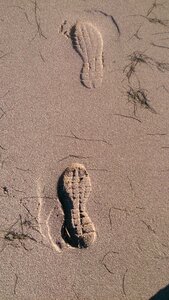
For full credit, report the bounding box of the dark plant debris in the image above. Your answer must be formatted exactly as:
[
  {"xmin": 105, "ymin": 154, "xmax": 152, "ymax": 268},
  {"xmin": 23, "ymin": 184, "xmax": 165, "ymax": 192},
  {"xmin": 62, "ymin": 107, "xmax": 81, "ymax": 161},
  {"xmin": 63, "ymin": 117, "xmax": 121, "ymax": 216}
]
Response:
[
  {"xmin": 128, "ymin": 26, "xmax": 142, "ymax": 41},
  {"xmin": 0, "ymin": 212, "xmax": 39, "ymax": 252},
  {"xmin": 114, "ymin": 113, "xmax": 142, "ymax": 123},
  {"xmin": 131, "ymin": 14, "xmax": 169, "ymax": 26},
  {"xmin": 146, "ymin": 0, "xmax": 166, "ymax": 17},
  {"xmin": 101, "ymin": 251, "xmax": 119, "ymax": 274},
  {"xmin": 151, "ymin": 42, "xmax": 169, "ymax": 50},
  {"xmin": 13, "ymin": 274, "xmax": 18, "ymax": 295},
  {"xmin": 127, "ymin": 86, "xmax": 157, "ymax": 114},
  {"xmin": 124, "ymin": 50, "xmax": 169, "ymax": 82},
  {"xmin": 86, "ymin": 9, "xmax": 120, "ymax": 36},
  {"xmin": 122, "ymin": 268, "xmax": 128, "ymax": 296},
  {"xmin": 123, "ymin": 51, "xmax": 153, "ymax": 82}
]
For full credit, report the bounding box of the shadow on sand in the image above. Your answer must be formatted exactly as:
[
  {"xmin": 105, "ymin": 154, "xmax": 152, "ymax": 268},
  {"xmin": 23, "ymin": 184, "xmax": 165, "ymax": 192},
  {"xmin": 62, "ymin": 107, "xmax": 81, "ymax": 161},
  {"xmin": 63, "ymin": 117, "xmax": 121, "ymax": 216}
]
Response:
[
  {"xmin": 57, "ymin": 172, "xmax": 80, "ymax": 248},
  {"xmin": 150, "ymin": 284, "xmax": 169, "ymax": 300}
]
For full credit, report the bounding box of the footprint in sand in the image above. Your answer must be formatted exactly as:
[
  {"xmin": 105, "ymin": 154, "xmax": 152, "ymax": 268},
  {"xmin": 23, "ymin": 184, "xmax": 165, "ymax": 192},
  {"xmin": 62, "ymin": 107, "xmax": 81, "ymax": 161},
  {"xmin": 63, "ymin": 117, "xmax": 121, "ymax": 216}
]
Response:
[
  {"xmin": 58, "ymin": 163, "xmax": 96, "ymax": 248},
  {"xmin": 37, "ymin": 179, "xmax": 65, "ymax": 252},
  {"xmin": 70, "ymin": 21, "xmax": 104, "ymax": 89}
]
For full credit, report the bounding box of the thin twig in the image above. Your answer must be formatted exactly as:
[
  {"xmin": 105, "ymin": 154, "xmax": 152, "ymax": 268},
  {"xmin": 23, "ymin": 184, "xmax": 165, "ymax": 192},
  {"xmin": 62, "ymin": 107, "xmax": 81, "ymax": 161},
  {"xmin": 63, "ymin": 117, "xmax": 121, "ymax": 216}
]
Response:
[
  {"xmin": 141, "ymin": 220, "xmax": 156, "ymax": 233},
  {"xmin": 123, "ymin": 50, "xmax": 153, "ymax": 82},
  {"xmin": 0, "ymin": 107, "xmax": 6, "ymax": 120},
  {"xmin": 39, "ymin": 50, "xmax": 45, "ymax": 62},
  {"xmin": 16, "ymin": 167, "xmax": 31, "ymax": 172},
  {"xmin": 20, "ymin": 196, "xmax": 55, "ymax": 201},
  {"xmin": 22, "ymin": 203, "xmax": 36, "ymax": 219},
  {"xmin": 70, "ymin": 131, "xmax": 112, "ymax": 145},
  {"xmin": 114, "ymin": 113, "xmax": 142, "ymax": 123},
  {"xmin": 57, "ymin": 155, "xmax": 90, "ymax": 163},
  {"xmin": 31, "ymin": 0, "xmax": 47, "ymax": 40},
  {"xmin": 55, "ymin": 131, "xmax": 112, "ymax": 146},
  {"xmin": 101, "ymin": 251, "xmax": 119, "ymax": 274},
  {"xmin": 24, "ymin": 12, "xmax": 32, "ymax": 25},
  {"xmin": 147, "ymin": 133, "xmax": 167, "ymax": 136},
  {"xmin": 131, "ymin": 14, "xmax": 169, "ymax": 26},
  {"xmin": 152, "ymin": 31, "xmax": 169, "ymax": 35},
  {"xmin": 94, "ymin": 10, "xmax": 120, "ymax": 36},
  {"xmin": 86, "ymin": 9, "xmax": 120, "ymax": 36},
  {"xmin": 126, "ymin": 86, "xmax": 157, "ymax": 114},
  {"xmin": 128, "ymin": 26, "xmax": 142, "ymax": 41},
  {"xmin": 103, "ymin": 263, "xmax": 114, "ymax": 274},
  {"xmin": 126, "ymin": 175, "xmax": 135, "ymax": 195},
  {"xmin": 88, "ymin": 168, "xmax": 111, "ymax": 172},
  {"xmin": 122, "ymin": 268, "xmax": 128, "ymax": 296},
  {"xmin": 109, "ymin": 208, "xmax": 112, "ymax": 230},
  {"xmin": 146, "ymin": 0, "xmax": 166, "ymax": 16},
  {"xmin": 34, "ymin": 0, "xmax": 42, "ymax": 37},
  {"xmin": 151, "ymin": 42, "xmax": 169, "ymax": 50},
  {"xmin": 0, "ymin": 145, "xmax": 6, "ymax": 150},
  {"xmin": 14, "ymin": 274, "xmax": 18, "ymax": 295},
  {"xmin": 110, "ymin": 206, "xmax": 130, "ymax": 218}
]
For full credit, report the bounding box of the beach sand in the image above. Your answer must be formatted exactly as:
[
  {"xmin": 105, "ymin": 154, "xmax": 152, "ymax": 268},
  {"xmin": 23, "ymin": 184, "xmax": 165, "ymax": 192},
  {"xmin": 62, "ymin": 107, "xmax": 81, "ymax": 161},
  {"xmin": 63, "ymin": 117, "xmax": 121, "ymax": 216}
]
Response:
[{"xmin": 0, "ymin": 0, "xmax": 169, "ymax": 299}]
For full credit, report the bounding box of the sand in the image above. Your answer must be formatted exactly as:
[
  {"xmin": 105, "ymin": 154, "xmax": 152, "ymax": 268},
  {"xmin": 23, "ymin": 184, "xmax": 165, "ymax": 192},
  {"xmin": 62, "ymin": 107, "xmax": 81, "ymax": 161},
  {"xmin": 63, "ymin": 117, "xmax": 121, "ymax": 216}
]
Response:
[{"xmin": 0, "ymin": 0, "xmax": 169, "ymax": 299}]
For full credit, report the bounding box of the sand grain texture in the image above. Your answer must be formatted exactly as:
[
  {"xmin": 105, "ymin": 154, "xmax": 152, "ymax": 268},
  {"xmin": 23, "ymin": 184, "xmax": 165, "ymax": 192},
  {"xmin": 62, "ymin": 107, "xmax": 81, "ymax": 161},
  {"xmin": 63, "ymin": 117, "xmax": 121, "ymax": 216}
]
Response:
[{"xmin": 0, "ymin": 0, "xmax": 169, "ymax": 299}]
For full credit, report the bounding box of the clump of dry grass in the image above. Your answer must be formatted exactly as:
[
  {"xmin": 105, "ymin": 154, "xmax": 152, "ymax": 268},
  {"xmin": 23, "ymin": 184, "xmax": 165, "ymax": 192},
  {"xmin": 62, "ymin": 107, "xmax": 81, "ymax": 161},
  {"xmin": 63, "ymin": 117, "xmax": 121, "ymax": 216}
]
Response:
[
  {"xmin": 123, "ymin": 51, "xmax": 154, "ymax": 81},
  {"xmin": 124, "ymin": 51, "xmax": 169, "ymax": 82},
  {"xmin": 127, "ymin": 86, "xmax": 157, "ymax": 114}
]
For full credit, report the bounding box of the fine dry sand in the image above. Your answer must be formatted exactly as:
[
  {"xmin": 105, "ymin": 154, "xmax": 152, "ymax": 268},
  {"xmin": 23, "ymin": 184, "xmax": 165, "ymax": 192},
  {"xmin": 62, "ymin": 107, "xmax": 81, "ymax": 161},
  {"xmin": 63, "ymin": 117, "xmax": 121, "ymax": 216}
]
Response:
[{"xmin": 1, "ymin": 0, "xmax": 169, "ymax": 299}]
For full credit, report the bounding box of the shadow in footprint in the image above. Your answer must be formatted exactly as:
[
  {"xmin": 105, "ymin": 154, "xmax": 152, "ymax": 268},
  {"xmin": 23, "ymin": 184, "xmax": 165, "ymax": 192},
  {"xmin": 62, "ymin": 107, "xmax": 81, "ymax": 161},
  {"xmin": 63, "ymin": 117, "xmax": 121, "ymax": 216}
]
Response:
[
  {"xmin": 57, "ymin": 172, "xmax": 79, "ymax": 248},
  {"xmin": 150, "ymin": 284, "xmax": 169, "ymax": 300},
  {"xmin": 69, "ymin": 24, "xmax": 88, "ymax": 89}
]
